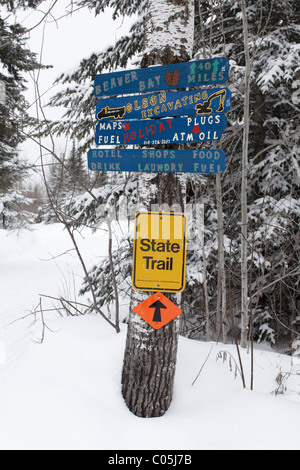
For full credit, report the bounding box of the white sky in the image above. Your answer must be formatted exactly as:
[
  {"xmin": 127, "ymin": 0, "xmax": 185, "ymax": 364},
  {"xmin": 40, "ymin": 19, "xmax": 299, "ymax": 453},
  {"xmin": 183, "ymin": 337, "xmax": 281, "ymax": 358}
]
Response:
[{"xmin": 11, "ymin": 0, "xmax": 135, "ymax": 174}]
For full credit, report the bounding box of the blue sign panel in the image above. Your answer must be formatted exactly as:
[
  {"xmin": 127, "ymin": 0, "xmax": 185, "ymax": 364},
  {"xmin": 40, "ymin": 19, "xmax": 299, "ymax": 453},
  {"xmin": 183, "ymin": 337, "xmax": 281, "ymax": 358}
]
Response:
[
  {"xmin": 94, "ymin": 58, "xmax": 229, "ymax": 98},
  {"xmin": 87, "ymin": 149, "xmax": 226, "ymax": 174},
  {"xmin": 95, "ymin": 115, "xmax": 227, "ymax": 146},
  {"xmin": 96, "ymin": 88, "xmax": 231, "ymax": 121}
]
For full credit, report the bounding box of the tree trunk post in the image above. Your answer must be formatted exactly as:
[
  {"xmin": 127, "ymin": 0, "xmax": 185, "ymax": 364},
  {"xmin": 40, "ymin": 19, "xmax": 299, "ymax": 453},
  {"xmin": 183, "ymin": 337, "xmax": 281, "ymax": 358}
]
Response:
[{"xmin": 121, "ymin": 0, "xmax": 194, "ymax": 418}]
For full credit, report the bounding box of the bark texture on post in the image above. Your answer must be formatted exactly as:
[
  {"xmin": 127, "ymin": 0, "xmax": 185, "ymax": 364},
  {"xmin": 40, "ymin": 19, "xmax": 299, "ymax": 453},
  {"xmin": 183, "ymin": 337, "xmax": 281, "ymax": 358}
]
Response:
[
  {"xmin": 122, "ymin": 313, "xmax": 180, "ymax": 418},
  {"xmin": 121, "ymin": 0, "xmax": 194, "ymax": 418}
]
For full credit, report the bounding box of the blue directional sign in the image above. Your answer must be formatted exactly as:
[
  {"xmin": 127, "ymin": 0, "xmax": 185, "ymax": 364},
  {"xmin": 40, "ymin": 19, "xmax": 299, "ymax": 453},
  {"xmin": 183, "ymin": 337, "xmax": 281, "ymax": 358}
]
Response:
[
  {"xmin": 96, "ymin": 88, "xmax": 232, "ymax": 121},
  {"xmin": 95, "ymin": 115, "xmax": 227, "ymax": 146},
  {"xmin": 94, "ymin": 58, "xmax": 229, "ymax": 98},
  {"xmin": 87, "ymin": 149, "xmax": 227, "ymax": 174}
]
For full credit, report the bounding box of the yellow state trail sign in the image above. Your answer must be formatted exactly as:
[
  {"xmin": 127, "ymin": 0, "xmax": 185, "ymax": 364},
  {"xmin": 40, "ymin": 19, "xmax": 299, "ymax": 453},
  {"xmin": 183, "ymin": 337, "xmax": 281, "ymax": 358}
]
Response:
[{"xmin": 132, "ymin": 211, "xmax": 187, "ymax": 293}]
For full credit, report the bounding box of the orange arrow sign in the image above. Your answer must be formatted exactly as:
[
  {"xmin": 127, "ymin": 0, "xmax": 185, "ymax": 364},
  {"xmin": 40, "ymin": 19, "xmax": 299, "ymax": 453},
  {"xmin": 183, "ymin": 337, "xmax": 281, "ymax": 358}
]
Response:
[{"xmin": 133, "ymin": 292, "xmax": 182, "ymax": 330}]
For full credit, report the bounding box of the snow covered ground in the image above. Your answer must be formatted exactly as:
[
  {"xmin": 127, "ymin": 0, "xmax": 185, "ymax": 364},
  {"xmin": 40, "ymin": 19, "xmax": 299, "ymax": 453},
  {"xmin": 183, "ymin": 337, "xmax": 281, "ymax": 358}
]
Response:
[{"xmin": 0, "ymin": 223, "xmax": 299, "ymax": 451}]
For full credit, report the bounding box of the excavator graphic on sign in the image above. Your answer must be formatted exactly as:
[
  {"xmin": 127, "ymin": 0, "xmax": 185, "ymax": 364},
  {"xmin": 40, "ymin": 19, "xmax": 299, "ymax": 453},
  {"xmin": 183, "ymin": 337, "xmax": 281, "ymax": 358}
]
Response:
[
  {"xmin": 97, "ymin": 106, "xmax": 126, "ymax": 120},
  {"xmin": 196, "ymin": 89, "xmax": 227, "ymax": 115}
]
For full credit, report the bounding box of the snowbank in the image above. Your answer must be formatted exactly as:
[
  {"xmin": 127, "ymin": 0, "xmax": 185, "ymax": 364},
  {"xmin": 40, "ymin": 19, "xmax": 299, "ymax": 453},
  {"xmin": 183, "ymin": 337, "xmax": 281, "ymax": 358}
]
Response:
[{"xmin": 0, "ymin": 224, "xmax": 299, "ymax": 450}]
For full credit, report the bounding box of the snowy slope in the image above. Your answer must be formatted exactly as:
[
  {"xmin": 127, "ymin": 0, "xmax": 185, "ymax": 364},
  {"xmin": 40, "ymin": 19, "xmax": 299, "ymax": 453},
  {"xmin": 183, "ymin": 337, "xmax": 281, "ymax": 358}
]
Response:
[{"xmin": 0, "ymin": 224, "xmax": 299, "ymax": 450}]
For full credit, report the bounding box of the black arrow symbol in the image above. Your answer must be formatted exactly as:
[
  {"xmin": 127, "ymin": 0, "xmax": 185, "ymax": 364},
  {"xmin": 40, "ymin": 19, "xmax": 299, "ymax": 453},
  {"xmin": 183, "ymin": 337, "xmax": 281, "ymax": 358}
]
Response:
[{"xmin": 149, "ymin": 299, "xmax": 167, "ymax": 323}]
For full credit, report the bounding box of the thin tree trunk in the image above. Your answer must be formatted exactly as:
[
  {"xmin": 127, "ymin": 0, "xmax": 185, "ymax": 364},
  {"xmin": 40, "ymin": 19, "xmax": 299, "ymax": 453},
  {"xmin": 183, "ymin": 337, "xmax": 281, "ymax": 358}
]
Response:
[
  {"xmin": 216, "ymin": 173, "xmax": 227, "ymax": 344},
  {"xmin": 107, "ymin": 217, "xmax": 120, "ymax": 333},
  {"xmin": 202, "ymin": 239, "xmax": 210, "ymax": 341},
  {"xmin": 121, "ymin": 0, "xmax": 194, "ymax": 418},
  {"xmin": 240, "ymin": 0, "xmax": 251, "ymax": 348},
  {"xmin": 0, "ymin": 80, "xmax": 6, "ymax": 105}
]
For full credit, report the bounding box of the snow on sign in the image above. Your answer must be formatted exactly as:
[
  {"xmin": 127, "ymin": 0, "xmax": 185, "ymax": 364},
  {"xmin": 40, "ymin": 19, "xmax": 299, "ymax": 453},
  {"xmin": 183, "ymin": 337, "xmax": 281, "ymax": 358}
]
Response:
[
  {"xmin": 132, "ymin": 211, "xmax": 187, "ymax": 293},
  {"xmin": 133, "ymin": 292, "xmax": 182, "ymax": 330},
  {"xmin": 94, "ymin": 58, "xmax": 229, "ymax": 98},
  {"xmin": 95, "ymin": 115, "xmax": 227, "ymax": 146},
  {"xmin": 95, "ymin": 88, "xmax": 232, "ymax": 121},
  {"xmin": 87, "ymin": 148, "xmax": 227, "ymax": 174}
]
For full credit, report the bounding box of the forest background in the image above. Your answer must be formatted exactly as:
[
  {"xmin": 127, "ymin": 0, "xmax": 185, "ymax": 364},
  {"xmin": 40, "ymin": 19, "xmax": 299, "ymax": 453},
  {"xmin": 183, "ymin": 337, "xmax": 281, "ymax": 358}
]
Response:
[{"xmin": 0, "ymin": 0, "xmax": 299, "ymax": 358}]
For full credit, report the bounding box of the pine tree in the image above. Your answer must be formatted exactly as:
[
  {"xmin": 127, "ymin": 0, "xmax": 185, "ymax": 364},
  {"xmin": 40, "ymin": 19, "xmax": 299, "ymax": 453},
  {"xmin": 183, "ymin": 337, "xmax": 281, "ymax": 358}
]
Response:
[
  {"xmin": 0, "ymin": 0, "xmax": 44, "ymax": 228},
  {"xmin": 42, "ymin": 0, "xmax": 300, "ymax": 354},
  {"xmin": 65, "ymin": 140, "xmax": 88, "ymax": 197},
  {"xmin": 192, "ymin": 0, "xmax": 300, "ymax": 347},
  {"xmin": 42, "ymin": 153, "xmax": 67, "ymax": 223},
  {"xmin": 42, "ymin": 141, "xmax": 90, "ymax": 223}
]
